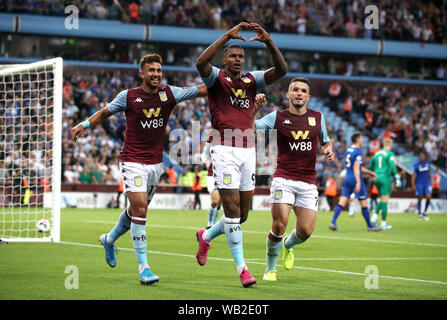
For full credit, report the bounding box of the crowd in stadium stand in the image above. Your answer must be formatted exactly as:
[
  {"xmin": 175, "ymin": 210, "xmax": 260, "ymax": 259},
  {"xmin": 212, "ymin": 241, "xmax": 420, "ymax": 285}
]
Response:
[
  {"xmin": 1, "ymin": 66, "xmax": 445, "ymax": 194},
  {"xmin": 45, "ymin": 46, "xmax": 446, "ymax": 81},
  {"xmin": 54, "ymin": 68, "xmax": 447, "ymax": 191},
  {"xmin": 328, "ymin": 80, "xmax": 447, "ymax": 168},
  {"xmin": 2, "ymin": 0, "xmax": 446, "ymax": 44}
]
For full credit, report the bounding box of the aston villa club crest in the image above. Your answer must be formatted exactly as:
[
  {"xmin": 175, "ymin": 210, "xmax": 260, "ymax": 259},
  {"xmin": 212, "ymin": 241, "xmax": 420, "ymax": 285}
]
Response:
[
  {"xmin": 274, "ymin": 190, "xmax": 282, "ymax": 200},
  {"xmin": 223, "ymin": 174, "xmax": 232, "ymax": 185},
  {"xmin": 134, "ymin": 176, "xmax": 143, "ymax": 187},
  {"xmin": 159, "ymin": 91, "xmax": 167, "ymax": 102},
  {"xmin": 241, "ymin": 77, "xmax": 251, "ymax": 84},
  {"xmin": 308, "ymin": 117, "xmax": 316, "ymax": 126}
]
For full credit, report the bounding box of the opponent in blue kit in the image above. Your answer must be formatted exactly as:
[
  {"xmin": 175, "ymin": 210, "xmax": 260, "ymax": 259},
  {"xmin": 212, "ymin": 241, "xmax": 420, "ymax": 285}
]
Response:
[
  {"xmin": 412, "ymin": 151, "xmax": 431, "ymax": 221},
  {"xmin": 329, "ymin": 132, "xmax": 381, "ymax": 231}
]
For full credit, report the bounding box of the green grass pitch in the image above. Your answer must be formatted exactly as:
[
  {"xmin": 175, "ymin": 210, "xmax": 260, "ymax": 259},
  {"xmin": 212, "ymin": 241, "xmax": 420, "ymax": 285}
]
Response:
[{"xmin": 1, "ymin": 208, "xmax": 447, "ymax": 300}]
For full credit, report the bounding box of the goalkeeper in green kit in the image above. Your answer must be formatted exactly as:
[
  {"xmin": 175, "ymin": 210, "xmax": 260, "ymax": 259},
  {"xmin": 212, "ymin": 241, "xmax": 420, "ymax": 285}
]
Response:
[{"xmin": 368, "ymin": 138, "xmax": 401, "ymax": 230}]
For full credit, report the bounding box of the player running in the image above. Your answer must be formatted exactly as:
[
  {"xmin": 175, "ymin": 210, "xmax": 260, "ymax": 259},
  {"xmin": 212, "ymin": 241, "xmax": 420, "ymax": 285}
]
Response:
[
  {"xmin": 368, "ymin": 138, "xmax": 402, "ymax": 229},
  {"xmin": 194, "ymin": 22, "xmax": 287, "ymax": 287},
  {"xmin": 253, "ymin": 78, "xmax": 335, "ymax": 281},
  {"xmin": 71, "ymin": 53, "xmax": 207, "ymax": 285},
  {"xmin": 201, "ymin": 140, "xmax": 222, "ymax": 229},
  {"xmin": 329, "ymin": 132, "xmax": 381, "ymax": 232},
  {"xmin": 412, "ymin": 151, "xmax": 432, "ymax": 221}
]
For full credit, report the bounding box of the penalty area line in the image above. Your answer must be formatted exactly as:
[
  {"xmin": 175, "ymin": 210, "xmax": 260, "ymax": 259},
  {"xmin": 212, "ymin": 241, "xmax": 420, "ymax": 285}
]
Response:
[{"xmin": 59, "ymin": 240, "xmax": 447, "ymax": 286}]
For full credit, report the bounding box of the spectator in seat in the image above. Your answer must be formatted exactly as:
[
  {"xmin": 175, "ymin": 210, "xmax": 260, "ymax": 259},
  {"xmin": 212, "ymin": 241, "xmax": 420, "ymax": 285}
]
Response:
[
  {"xmin": 80, "ymin": 166, "xmax": 94, "ymax": 184},
  {"xmin": 129, "ymin": 2, "xmax": 139, "ymax": 24},
  {"xmin": 328, "ymin": 81, "xmax": 341, "ymax": 112}
]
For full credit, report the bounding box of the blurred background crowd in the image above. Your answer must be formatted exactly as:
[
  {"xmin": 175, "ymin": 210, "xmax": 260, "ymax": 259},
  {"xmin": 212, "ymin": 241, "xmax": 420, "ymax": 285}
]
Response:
[
  {"xmin": 0, "ymin": 0, "xmax": 446, "ymax": 199},
  {"xmin": 53, "ymin": 68, "xmax": 446, "ymax": 189},
  {"xmin": 2, "ymin": 0, "xmax": 446, "ymax": 44}
]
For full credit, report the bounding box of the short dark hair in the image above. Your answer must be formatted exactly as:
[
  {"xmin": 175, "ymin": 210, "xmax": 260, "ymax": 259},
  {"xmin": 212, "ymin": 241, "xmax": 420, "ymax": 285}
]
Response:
[
  {"xmin": 288, "ymin": 77, "xmax": 311, "ymax": 92},
  {"xmin": 223, "ymin": 44, "xmax": 244, "ymax": 56},
  {"xmin": 139, "ymin": 53, "xmax": 162, "ymax": 71},
  {"xmin": 351, "ymin": 132, "xmax": 362, "ymax": 143}
]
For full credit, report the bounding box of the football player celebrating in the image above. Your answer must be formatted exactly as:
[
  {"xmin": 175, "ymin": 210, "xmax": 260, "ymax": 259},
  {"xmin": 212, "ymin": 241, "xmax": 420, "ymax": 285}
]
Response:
[
  {"xmin": 253, "ymin": 77, "xmax": 335, "ymax": 281},
  {"xmin": 71, "ymin": 54, "xmax": 207, "ymax": 285},
  {"xmin": 194, "ymin": 22, "xmax": 287, "ymax": 287}
]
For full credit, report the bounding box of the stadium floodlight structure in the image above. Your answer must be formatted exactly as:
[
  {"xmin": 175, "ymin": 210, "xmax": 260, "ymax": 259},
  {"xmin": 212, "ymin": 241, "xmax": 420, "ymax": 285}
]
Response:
[{"xmin": 0, "ymin": 58, "xmax": 62, "ymax": 242}]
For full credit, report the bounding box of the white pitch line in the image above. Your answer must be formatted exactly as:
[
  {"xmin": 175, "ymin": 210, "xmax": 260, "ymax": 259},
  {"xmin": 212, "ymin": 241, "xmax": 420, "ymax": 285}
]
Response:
[
  {"xmin": 59, "ymin": 241, "xmax": 447, "ymax": 286},
  {"xmin": 82, "ymin": 220, "xmax": 447, "ymax": 248},
  {"xmin": 311, "ymin": 235, "xmax": 447, "ymax": 248},
  {"xmin": 245, "ymin": 257, "xmax": 447, "ymax": 261}
]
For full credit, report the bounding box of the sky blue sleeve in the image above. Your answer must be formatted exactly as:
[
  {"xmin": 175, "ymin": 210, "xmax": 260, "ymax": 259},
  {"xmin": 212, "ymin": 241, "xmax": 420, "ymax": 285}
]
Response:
[
  {"xmin": 319, "ymin": 113, "xmax": 331, "ymax": 144},
  {"xmin": 251, "ymin": 70, "xmax": 266, "ymax": 92},
  {"xmin": 201, "ymin": 66, "xmax": 220, "ymax": 88},
  {"xmin": 255, "ymin": 111, "xmax": 277, "ymax": 130},
  {"xmin": 107, "ymin": 90, "xmax": 127, "ymax": 113},
  {"xmin": 169, "ymin": 85, "xmax": 198, "ymax": 104}
]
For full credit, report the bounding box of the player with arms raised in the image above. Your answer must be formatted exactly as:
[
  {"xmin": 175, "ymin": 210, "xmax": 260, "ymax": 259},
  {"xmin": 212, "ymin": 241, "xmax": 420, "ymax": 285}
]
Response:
[
  {"xmin": 329, "ymin": 132, "xmax": 381, "ymax": 232},
  {"xmin": 368, "ymin": 138, "xmax": 401, "ymax": 229},
  {"xmin": 71, "ymin": 54, "xmax": 206, "ymax": 285},
  {"xmin": 253, "ymin": 78, "xmax": 335, "ymax": 281},
  {"xmin": 194, "ymin": 22, "xmax": 287, "ymax": 287}
]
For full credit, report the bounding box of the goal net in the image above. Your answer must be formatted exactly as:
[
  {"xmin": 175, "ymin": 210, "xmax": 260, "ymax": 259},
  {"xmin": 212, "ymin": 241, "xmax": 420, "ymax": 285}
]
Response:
[{"xmin": 0, "ymin": 58, "xmax": 62, "ymax": 242}]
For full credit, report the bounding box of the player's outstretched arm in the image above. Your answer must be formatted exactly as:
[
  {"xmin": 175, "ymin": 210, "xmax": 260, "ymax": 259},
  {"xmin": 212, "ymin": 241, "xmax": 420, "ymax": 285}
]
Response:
[
  {"xmin": 196, "ymin": 22, "xmax": 250, "ymax": 78},
  {"xmin": 249, "ymin": 23, "xmax": 288, "ymax": 85},
  {"xmin": 71, "ymin": 106, "xmax": 113, "ymax": 143}
]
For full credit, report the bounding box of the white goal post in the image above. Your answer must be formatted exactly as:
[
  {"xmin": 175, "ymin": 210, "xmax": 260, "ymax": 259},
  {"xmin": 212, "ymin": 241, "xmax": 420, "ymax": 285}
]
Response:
[{"xmin": 0, "ymin": 58, "xmax": 62, "ymax": 242}]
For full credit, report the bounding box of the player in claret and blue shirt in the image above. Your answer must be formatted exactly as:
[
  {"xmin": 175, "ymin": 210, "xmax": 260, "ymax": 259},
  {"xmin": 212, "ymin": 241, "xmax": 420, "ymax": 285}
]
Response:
[
  {"xmin": 253, "ymin": 77, "xmax": 335, "ymax": 281},
  {"xmin": 329, "ymin": 132, "xmax": 381, "ymax": 232},
  {"xmin": 412, "ymin": 151, "xmax": 432, "ymax": 221},
  {"xmin": 194, "ymin": 22, "xmax": 287, "ymax": 288}
]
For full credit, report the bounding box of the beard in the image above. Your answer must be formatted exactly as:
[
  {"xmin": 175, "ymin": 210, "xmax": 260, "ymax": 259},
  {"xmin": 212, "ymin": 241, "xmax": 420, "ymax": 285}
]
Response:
[
  {"xmin": 291, "ymin": 100, "xmax": 306, "ymax": 109},
  {"xmin": 145, "ymin": 78, "xmax": 159, "ymax": 90}
]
